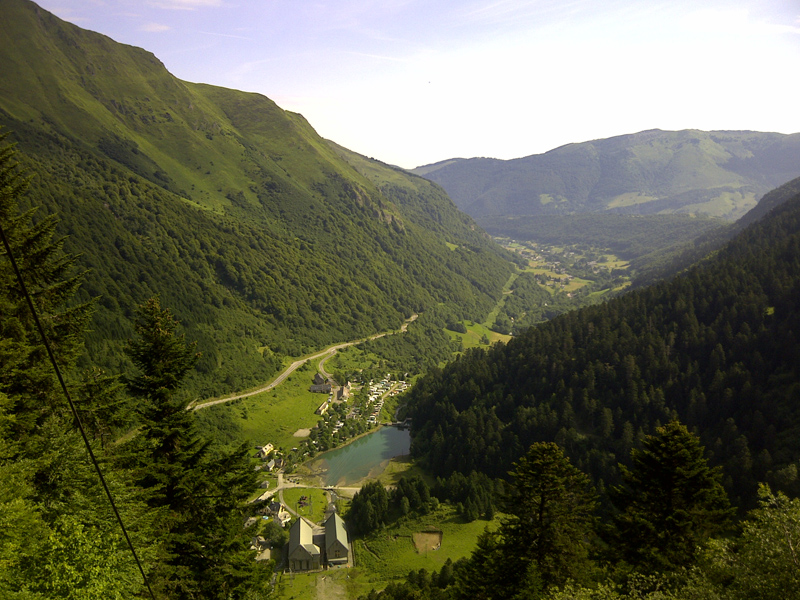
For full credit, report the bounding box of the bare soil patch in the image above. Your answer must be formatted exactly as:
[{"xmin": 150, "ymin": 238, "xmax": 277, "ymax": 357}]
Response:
[
  {"xmin": 412, "ymin": 529, "xmax": 443, "ymax": 553},
  {"xmin": 315, "ymin": 573, "xmax": 346, "ymax": 600},
  {"xmin": 293, "ymin": 428, "xmax": 311, "ymax": 437}
]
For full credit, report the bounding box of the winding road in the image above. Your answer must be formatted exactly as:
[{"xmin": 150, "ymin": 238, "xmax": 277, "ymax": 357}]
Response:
[{"xmin": 189, "ymin": 314, "xmax": 417, "ymax": 411}]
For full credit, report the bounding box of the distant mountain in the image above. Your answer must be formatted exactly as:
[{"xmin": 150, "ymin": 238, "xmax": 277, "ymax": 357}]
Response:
[
  {"xmin": 0, "ymin": 0, "xmax": 513, "ymax": 397},
  {"xmin": 414, "ymin": 129, "xmax": 800, "ymax": 220}
]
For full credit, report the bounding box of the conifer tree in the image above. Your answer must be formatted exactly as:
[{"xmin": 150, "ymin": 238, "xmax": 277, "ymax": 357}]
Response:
[
  {"xmin": 125, "ymin": 297, "xmax": 265, "ymax": 599},
  {"xmin": 348, "ymin": 479, "xmax": 390, "ymax": 535},
  {"xmin": 0, "ymin": 129, "xmax": 92, "ymax": 437},
  {"xmin": 609, "ymin": 420, "xmax": 733, "ymax": 573},
  {"xmin": 455, "ymin": 529, "xmax": 504, "ymax": 600},
  {"xmin": 1, "ymin": 131, "xmax": 148, "ymax": 598},
  {"xmin": 500, "ymin": 442, "xmax": 598, "ymax": 590}
]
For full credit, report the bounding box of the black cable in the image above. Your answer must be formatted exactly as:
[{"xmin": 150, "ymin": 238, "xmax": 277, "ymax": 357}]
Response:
[{"xmin": 0, "ymin": 221, "xmax": 157, "ymax": 600}]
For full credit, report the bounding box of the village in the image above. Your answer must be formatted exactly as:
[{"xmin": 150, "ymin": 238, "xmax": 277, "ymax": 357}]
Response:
[
  {"xmin": 243, "ymin": 371, "xmax": 411, "ymax": 574},
  {"xmin": 500, "ymin": 237, "xmax": 626, "ymax": 292}
]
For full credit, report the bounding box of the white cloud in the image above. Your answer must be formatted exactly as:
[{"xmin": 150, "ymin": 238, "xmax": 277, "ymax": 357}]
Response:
[{"xmin": 140, "ymin": 22, "xmax": 171, "ymax": 32}]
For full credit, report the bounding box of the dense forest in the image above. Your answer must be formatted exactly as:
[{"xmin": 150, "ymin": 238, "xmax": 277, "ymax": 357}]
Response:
[
  {"xmin": 355, "ymin": 429, "xmax": 800, "ymax": 600},
  {"xmin": 406, "ymin": 175, "xmax": 800, "ymax": 512},
  {"xmin": 0, "ymin": 134, "xmax": 270, "ymax": 598}
]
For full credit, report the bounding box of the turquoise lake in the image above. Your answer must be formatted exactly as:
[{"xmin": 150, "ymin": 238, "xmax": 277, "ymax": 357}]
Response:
[{"xmin": 314, "ymin": 427, "xmax": 411, "ymax": 487}]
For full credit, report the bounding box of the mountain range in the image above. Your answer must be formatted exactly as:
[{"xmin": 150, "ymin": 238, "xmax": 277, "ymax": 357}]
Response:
[
  {"xmin": 0, "ymin": 0, "xmax": 513, "ymax": 397},
  {"xmin": 414, "ymin": 129, "xmax": 800, "ymax": 221}
]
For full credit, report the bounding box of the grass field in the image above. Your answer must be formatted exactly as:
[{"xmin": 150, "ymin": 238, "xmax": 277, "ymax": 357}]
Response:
[
  {"xmin": 323, "ymin": 345, "xmax": 387, "ymax": 382},
  {"xmin": 445, "ymin": 321, "xmax": 511, "ymax": 351},
  {"xmin": 483, "ymin": 272, "xmax": 519, "ymax": 327},
  {"xmin": 273, "ymin": 568, "xmax": 350, "ymax": 600},
  {"xmin": 203, "ymin": 360, "xmax": 328, "ymax": 452},
  {"xmin": 349, "ymin": 504, "xmax": 499, "ymax": 595},
  {"xmin": 375, "ymin": 454, "xmax": 434, "ymax": 488},
  {"xmin": 272, "ymin": 504, "xmax": 499, "ymax": 600},
  {"xmin": 282, "ymin": 488, "xmax": 330, "ymax": 524}
]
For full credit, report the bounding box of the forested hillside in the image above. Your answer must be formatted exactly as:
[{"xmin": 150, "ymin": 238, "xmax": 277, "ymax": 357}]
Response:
[
  {"xmin": 1, "ymin": 133, "xmax": 273, "ymax": 597},
  {"xmin": 414, "ymin": 129, "xmax": 800, "ymax": 220},
  {"xmin": 0, "ymin": 0, "xmax": 513, "ymax": 397},
  {"xmin": 406, "ymin": 175, "xmax": 800, "ymax": 511}
]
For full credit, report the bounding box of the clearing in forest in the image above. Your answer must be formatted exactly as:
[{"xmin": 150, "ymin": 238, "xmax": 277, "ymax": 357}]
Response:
[{"xmin": 412, "ymin": 529, "xmax": 443, "ymax": 553}]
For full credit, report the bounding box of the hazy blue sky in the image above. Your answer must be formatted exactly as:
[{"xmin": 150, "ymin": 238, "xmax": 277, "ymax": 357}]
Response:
[{"xmin": 36, "ymin": 0, "xmax": 800, "ymax": 168}]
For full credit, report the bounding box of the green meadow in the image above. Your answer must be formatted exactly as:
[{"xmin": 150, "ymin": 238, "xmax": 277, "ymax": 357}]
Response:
[
  {"xmin": 202, "ymin": 361, "xmax": 325, "ymax": 451},
  {"xmin": 272, "ymin": 504, "xmax": 501, "ymax": 600},
  {"xmin": 445, "ymin": 321, "xmax": 511, "ymax": 350},
  {"xmin": 282, "ymin": 488, "xmax": 330, "ymax": 525}
]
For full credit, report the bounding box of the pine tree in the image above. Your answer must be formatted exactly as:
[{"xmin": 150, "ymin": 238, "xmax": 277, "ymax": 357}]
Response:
[
  {"xmin": 609, "ymin": 420, "xmax": 733, "ymax": 573},
  {"xmin": 1, "ymin": 131, "xmax": 148, "ymax": 598},
  {"xmin": 455, "ymin": 529, "xmax": 504, "ymax": 600},
  {"xmin": 0, "ymin": 129, "xmax": 92, "ymax": 438},
  {"xmin": 124, "ymin": 297, "xmax": 265, "ymax": 599},
  {"xmin": 500, "ymin": 442, "xmax": 598, "ymax": 590},
  {"xmin": 348, "ymin": 480, "xmax": 389, "ymax": 535}
]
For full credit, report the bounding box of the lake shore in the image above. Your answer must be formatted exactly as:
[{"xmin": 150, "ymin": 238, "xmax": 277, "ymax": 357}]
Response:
[{"xmin": 298, "ymin": 425, "xmax": 411, "ymax": 487}]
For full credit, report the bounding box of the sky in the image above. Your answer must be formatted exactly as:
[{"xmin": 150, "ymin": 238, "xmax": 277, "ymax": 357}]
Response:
[{"xmin": 34, "ymin": 0, "xmax": 800, "ymax": 169}]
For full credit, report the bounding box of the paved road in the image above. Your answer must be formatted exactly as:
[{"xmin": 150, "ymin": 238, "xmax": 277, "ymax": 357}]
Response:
[{"xmin": 190, "ymin": 314, "xmax": 418, "ymax": 411}]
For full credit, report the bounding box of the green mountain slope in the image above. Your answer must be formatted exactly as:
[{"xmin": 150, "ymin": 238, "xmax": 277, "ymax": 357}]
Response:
[
  {"xmin": 406, "ymin": 175, "xmax": 800, "ymax": 510},
  {"xmin": 0, "ymin": 0, "xmax": 513, "ymax": 397},
  {"xmin": 414, "ymin": 129, "xmax": 800, "ymax": 220}
]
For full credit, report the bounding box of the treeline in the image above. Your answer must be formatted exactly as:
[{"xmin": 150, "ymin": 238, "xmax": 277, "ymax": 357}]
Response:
[
  {"xmin": 407, "ymin": 176, "xmax": 800, "ymax": 511},
  {"xmin": 347, "ymin": 470, "xmax": 500, "ymax": 536},
  {"xmin": 362, "ymin": 429, "xmax": 799, "ymax": 600},
  {"xmin": 347, "ymin": 478, "xmax": 434, "ymax": 536},
  {"xmin": 0, "ymin": 138, "xmax": 269, "ymax": 598},
  {"xmin": 501, "ymin": 270, "xmax": 575, "ymax": 331},
  {"xmin": 360, "ymin": 307, "xmax": 464, "ymax": 376}
]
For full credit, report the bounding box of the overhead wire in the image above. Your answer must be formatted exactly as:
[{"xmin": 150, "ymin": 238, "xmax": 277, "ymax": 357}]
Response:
[{"xmin": 0, "ymin": 218, "xmax": 157, "ymax": 600}]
